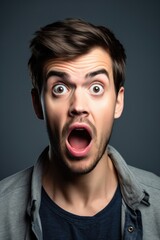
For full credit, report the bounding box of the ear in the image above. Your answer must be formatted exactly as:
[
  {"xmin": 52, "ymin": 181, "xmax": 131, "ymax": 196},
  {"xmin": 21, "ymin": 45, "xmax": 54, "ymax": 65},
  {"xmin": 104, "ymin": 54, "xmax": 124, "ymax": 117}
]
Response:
[
  {"xmin": 114, "ymin": 87, "xmax": 124, "ymax": 119},
  {"xmin": 31, "ymin": 88, "xmax": 44, "ymax": 120}
]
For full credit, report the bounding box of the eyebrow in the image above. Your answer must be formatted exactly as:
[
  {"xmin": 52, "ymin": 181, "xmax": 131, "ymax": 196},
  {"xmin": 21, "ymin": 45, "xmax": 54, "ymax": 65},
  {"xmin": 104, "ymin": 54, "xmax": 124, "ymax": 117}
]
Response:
[
  {"xmin": 86, "ymin": 69, "xmax": 109, "ymax": 79},
  {"xmin": 46, "ymin": 68, "xmax": 109, "ymax": 82},
  {"xmin": 46, "ymin": 70, "xmax": 69, "ymax": 81}
]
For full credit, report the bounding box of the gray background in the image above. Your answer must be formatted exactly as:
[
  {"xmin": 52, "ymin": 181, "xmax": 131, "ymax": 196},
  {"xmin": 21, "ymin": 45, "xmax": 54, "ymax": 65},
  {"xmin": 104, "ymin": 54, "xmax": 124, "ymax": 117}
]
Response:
[{"xmin": 1, "ymin": 0, "xmax": 160, "ymax": 180}]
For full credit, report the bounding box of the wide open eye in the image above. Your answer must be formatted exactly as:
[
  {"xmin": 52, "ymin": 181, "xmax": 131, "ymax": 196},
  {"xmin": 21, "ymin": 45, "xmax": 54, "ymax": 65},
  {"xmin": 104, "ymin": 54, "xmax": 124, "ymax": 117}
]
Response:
[
  {"xmin": 52, "ymin": 84, "xmax": 68, "ymax": 96},
  {"xmin": 89, "ymin": 83, "xmax": 104, "ymax": 95}
]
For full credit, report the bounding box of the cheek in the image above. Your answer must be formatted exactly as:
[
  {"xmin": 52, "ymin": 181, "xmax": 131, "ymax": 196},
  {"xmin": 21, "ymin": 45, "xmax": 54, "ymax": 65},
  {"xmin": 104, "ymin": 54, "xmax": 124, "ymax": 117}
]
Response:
[
  {"xmin": 92, "ymin": 96, "xmax": 116, "ymax": 121},
  {"xmin": 43, "ymin": 98, "xmax": 68, "ymax": 132},
  {"xmin": 93, "ymin": 99, "xmax": 116, "ymax": 134}
]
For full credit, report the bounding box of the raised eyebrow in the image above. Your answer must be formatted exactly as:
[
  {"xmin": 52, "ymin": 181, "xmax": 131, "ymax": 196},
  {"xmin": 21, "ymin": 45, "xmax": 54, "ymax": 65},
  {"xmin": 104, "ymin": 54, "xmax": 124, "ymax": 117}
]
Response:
[
  {"xmin": 46, "ymin": 70, "xmax": 69, "ymax": 81},
  {"xmin": 86, "ymin": 69, "xmax": 109, "ymax": 79},
  {"xmin": 45, "ymin": 69, "xmax": 109, "ymax": 83}
]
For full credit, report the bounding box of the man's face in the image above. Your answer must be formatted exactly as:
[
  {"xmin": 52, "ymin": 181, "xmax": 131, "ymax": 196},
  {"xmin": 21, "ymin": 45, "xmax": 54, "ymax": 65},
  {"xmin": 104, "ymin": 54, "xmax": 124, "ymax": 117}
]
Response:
[{"xmin": 34, "ymin": 47, "xmax": 124, "ymax": 174}]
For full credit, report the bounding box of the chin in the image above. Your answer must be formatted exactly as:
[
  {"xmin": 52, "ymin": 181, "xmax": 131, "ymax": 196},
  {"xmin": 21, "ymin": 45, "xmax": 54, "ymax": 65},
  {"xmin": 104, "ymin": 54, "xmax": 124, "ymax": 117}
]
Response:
[{"xmin": 63, "ymin": 157, "xmax": 101, "ymax": 176}]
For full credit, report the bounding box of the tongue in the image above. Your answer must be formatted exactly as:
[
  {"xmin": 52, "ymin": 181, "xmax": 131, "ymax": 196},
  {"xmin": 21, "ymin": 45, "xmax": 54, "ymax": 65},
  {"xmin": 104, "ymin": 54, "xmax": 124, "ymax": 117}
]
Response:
[{"xmin": 68, "ymin": 130, "xmax": 90, "ymax": 150}]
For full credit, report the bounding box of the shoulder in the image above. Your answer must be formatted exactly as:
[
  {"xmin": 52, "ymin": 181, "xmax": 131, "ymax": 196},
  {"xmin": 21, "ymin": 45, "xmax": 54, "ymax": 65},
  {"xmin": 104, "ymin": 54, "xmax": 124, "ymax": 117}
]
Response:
[
  {"xmin": 129, "ymin": 166, "xmax": 160, "ymax": 208},
  {"xmin": 0, "ymin": 167, "xmax": 33, "ymax": 200},
  {"xmin": 0, "ymin": 168, "xmax": 34, "ymax": 238},
  {"xmin": 108, "ymin": 145, "xmax": 160, "ymax": 191},
  {"xmin": 129, "ymin": 166, "xmax": 160, "ymax": 190},
  {"xmin": 129, "ymin": 167, "xmax": 160, "ymax": 235}
]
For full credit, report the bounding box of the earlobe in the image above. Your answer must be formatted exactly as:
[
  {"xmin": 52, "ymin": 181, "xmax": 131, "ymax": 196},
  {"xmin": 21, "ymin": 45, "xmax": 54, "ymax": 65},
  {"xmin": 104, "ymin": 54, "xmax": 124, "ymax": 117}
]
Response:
[
  {"xmin": 114, "ymin": 87, "xmax": 124, "ymax": 119},
  {"xmin": 31, "ymin": 88, "xmax": 44, "ymax": 120}
]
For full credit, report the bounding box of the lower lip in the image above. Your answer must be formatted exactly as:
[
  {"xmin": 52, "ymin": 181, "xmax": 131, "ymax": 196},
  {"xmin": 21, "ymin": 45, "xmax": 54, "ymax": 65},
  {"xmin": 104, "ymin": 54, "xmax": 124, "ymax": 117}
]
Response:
[{"xmin": 66, "ymin": 140, "xmax": 92, "ymax": 158}]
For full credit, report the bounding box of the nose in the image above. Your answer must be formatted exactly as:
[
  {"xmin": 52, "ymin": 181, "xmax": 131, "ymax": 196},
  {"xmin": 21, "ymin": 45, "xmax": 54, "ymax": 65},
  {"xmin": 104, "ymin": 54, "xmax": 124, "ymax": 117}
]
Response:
[{"xmin": 68, "ymin": 89, "xmax": 89, "ymax": 118}]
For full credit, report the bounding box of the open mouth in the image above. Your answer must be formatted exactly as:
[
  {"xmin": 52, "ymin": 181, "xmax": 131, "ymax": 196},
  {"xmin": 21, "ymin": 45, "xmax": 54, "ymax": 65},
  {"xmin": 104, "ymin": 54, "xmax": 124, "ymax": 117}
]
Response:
[
  {"xmin": 66, "ymin": 126, "xmax": 92, "ymax": 157},
  {"xmin": 68, "ymin": 128, "xmax": 91, "ymax": 150}
]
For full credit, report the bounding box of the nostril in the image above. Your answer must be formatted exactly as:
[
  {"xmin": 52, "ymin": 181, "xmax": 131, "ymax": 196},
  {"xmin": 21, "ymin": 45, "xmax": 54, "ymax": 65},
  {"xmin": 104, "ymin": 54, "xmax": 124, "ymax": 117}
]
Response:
[
  {"xmin": 69, "ymin": 109, "xmax": 89, "ymax": 117},
  {"xmin": 70, "ymin": 109, "xmax": 78, "ymax": 116}
]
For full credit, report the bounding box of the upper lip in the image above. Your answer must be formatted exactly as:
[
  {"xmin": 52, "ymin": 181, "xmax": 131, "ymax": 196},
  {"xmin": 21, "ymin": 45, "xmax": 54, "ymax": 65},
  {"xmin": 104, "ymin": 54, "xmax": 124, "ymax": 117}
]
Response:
[{"xmin": 67, "ymin": 122, "xmax": 93, "ymax": 139}]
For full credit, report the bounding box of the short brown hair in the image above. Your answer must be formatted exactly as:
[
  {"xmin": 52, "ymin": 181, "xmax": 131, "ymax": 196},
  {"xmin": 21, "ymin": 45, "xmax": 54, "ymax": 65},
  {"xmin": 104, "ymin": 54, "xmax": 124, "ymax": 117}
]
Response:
[{"xmin": 28, "ymin": 18, "xmax": 126, "ymax": 94}]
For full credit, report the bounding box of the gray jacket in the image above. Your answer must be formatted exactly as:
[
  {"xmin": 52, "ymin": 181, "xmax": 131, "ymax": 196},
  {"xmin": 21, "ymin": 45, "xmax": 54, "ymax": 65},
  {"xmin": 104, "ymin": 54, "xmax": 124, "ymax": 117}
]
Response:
[{"xmin": 0, "ymin": 146, "xmax": 160, "ymax": 239}]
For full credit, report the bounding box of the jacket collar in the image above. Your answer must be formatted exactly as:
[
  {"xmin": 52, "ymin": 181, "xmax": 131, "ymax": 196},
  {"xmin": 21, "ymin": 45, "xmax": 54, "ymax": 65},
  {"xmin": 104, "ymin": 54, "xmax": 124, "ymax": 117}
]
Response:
[
  {"xmin": 27, "ymin": 147, "xmax": 49, "ymax": 239},
  {"xmin": 107, "ymin": 145, "xmax": 150, "ymax": 210}
]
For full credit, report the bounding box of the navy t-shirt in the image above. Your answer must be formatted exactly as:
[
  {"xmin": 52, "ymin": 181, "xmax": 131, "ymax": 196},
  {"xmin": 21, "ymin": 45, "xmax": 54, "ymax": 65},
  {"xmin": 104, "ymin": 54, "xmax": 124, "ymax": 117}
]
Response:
[{"xmin": 40, "ymin": 185, "xmax": 122, "ymax": 240}]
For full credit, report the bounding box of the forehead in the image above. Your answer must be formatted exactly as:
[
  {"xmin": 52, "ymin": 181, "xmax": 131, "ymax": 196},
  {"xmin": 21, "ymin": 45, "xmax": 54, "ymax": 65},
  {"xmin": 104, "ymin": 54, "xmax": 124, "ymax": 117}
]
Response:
[{"xmin": 44, "ymin": 47, "xmax": 113, "ymax": 77}]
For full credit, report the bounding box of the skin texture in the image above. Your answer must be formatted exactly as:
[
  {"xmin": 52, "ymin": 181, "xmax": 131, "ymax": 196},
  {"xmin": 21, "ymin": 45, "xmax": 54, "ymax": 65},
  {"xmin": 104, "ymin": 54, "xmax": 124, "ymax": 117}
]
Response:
[{"xmin": 32, "ymin": 47, "xmax": 124, "ymax": 216}]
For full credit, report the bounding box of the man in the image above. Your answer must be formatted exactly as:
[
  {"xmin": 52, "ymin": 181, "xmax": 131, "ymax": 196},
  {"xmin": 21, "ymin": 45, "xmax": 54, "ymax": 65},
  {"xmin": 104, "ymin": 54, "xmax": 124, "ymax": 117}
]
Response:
[{"xmin": 0, "ymin": 18, "xmax": 160, "ymax": 240}]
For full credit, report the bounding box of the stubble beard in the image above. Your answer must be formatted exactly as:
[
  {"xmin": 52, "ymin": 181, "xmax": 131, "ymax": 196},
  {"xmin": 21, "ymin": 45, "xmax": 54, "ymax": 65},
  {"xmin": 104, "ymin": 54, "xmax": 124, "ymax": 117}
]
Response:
[{"xmin": 48, "ymin": 119, "xmax": 113, "ymax": 177}]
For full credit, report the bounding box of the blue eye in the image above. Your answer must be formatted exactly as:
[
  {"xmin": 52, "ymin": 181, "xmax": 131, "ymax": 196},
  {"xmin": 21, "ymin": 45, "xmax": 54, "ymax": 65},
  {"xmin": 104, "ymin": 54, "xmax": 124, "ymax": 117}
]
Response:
[
  {"xmin": 89, "ymin": 84, "xmax": 104, "ymax": 95},
  {"xmin": 52, "ymin": 84, "xmax": 68, "ymax": 95}
]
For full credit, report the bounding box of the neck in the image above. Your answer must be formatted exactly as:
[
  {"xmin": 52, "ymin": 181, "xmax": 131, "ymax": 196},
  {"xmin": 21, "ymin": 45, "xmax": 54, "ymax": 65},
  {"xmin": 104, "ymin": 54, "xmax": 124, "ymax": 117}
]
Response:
[{"xmin": 42, "ymin": 151, "xmax": 118, "ymax": 216}]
